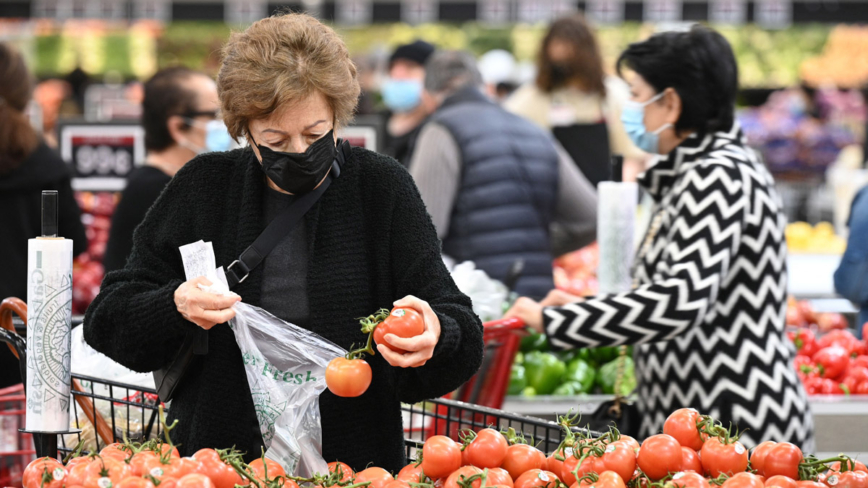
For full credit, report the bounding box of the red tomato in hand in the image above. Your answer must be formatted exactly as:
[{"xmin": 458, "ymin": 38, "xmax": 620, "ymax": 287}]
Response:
[
  {"xmin": 444, "ymin": 466, "xmax": 484, "ymax": 488},
  {"xmin": 487, "ymin": 468, "xmax": 515, "ymax": 488},
  {"xmin": 375, "ymin": 308, "xmax": 425, "ymax": 354},
  {"xmin": 722, "ymin": 473, "xmax": 764, "ymax": 488},
  {"xmin": 464, "ymin": 428, "xmax": 509, "ymax": 469},
  {"xmin": 637, "ymin": 434, "xmax": 683, "ymax": 480},
  {"xmin": 514, "ymin": 470, "xmax": 560, "ymax": 488},
  {"xmin": 23, "ymin": 457, "xmax": 66, "ymax": 488},
  {"xmin": 813, "ymin": 347, "xmax": 850, "ymax": 379},
  {"xmin": 600, "ymin": 442, "xmax": 637, "ymax": 482},
  {"xmin": 562, "ymin": 455, "xmax": 601, "ymax": 486},
  {"xmin": 765, "ymin": 476, "xmax": 799, "ymax": 488},
  {"xmin": 176, "ymin": 474, "xmax": 217, "ymax": 488},
  {"xmin": 356, "ymin": 467, "xmax": 394, "ymax": 488},
  {"xmin": 763, "ymin": 443, "xmax": 803, "ymax": 480},
  {"xmin": 503, "ymin": 444, "xmax": 546, "ymax": 481},
  {"xmin": 326, "ymin": 357, "xmax": 372, "ymax": 397},
  {"xmin": 397, "ymin": 463, "xmax": 423, "ymax": 483},
  {"xmin": 700, "ymin": 437, "xmax": 748, "ymax": 477},
  {"xmin": 681, "ymin": 448, "xmax": 703, "ymax": 473},
  {"xmin": 668, "ymin": 472, "xmax": 711, "ymax": 488},
  {"xmin": 422, "ymin": 436, "xmax": 463, "ymax": 480},
  {"xmin": 664, "ymin": 409, "xmax": 705, "ymax": 451}
]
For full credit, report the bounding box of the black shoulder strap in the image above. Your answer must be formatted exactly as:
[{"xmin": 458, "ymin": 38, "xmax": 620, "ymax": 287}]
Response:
[{"xmin": 191, "ymin": 140, "xmax": 350, "ymax": 355}]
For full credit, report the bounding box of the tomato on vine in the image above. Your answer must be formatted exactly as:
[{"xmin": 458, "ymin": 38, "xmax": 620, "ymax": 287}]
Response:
[
  {"xmin": 664, "ymin": 409, "xmax": 705, "ymax": 451},
  {"xmin": 751, "ymin": 441, "xmax": 778, "ymax": 477},
  {"xmin": 421, "ymin": 436, "xmax": 462, "ymax": 479},
  {"xmin": 637, "ymin": 434, "xmax": 683, "ymax": 480},
  {"xmin": 462, "ymin": 428, "xmax": 509, "ymax": 469},
  {"xmin": 503, "ymin": 444, "xmax": 547, "ymax": 481},
  {"xmin": 700, "ymin": 437, "xmax": 749, "ymax": 477},
  {"xmin": 765, "ymin": 475, "xmax": 799, "ymax": 488},
  {"xmin": 763, "ymin": 443, "xmax": 803, "ymax": 480},
  {"xmin": 681, "ymin": 448, "xmax": 703, "ymax": 474},
  {"xmin": 513, "ymin": 470, "xmax": 560, "ymax": 488},
  {"xmin": 355, "ymin": 467, "xmax": 394, "ymax": 488},
  {"xmin": 667, "ymin": 472, "xmax": 711, "ymax": 488},
  {"xmin": 444, "ymin": 466, "xmax": 483, "ymax": 488},
  {"xmin": 22, "ymin": 457, "xmax": 66, "ymax": 488}
]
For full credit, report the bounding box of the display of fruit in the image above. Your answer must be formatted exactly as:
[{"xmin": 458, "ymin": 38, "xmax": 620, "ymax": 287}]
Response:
[
  {"xmin": 801, "ymin": 25, "xmax": 868, "ymax": 88},
  {"xmin": 30, "ymin": 407, "xmax": 867, "ymax": 488},
  {"xmin": 785, "ymin": 222, "xmax": 846, "ymax": 254},
  {"xmin": 72, "ymin": 190, "xmax": 119, "ymax": 314},
  {"xmin": 509, "ymin": 335, "xmax": 635, "ymax": 397},
  {"xmin": 788, "ymin": 323, "xmax": 868, "ymax": 396}
]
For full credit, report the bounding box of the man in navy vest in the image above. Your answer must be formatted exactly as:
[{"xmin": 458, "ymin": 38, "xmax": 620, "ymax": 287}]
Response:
[{"xmin": 408, "ymin": 50, "xmax": 597, "ymax": 300}]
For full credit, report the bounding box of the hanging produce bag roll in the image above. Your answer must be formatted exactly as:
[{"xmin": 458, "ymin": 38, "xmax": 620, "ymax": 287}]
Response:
[
  {"xmin": 26, "ymin": 190, "xmax": 74, "ymax": 432},
  {"xmin": 597, "ymin": 156, "xmax": 638, "ymax": 295}
]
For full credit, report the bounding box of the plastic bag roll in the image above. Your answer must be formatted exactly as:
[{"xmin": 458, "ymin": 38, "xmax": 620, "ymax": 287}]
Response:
[
  {"xmin": 26, "ymin": 237, "xmax": 74, "ymax": 432},
  {"xmin": 597, "ymin": 182, "xmax": 638, "ymax": 295}
]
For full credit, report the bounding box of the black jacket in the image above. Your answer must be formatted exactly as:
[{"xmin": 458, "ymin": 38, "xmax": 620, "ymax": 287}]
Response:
[
  {"xmin": 83, "ymin": 146, "xmax": 484, "ymax": 471},
  {"xmin": 0, "ymin": 142, "xmax": 87, "ymax": 388}
]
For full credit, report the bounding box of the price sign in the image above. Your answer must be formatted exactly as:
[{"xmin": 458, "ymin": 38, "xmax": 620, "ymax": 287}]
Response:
[
  {"xmin": 59, "ymin": 124, "xmax": 145, "ymax": 191},
  {"xmin": 339, "ymin": 126, "xmax": 378, "ymax": 152}
]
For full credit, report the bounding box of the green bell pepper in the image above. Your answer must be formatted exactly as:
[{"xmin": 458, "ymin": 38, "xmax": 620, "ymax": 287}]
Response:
[
  {"xmin": 520, "ymin": 332, "xmax": 549, "ymax": 353},
  {"xmin": 523, "ymin": 351, "xmax": 566, "ymax": 395},
  {"xmin": 597, "ymin": 356, "xmax": 636, "ymax": 396},
  {"xmin": 508, "ymin": 363, "xmax": 527, "ymax": 395},
  {"xmin": 590, "ymin": 346, "xmax": 619, "ymax": 365},
  {"xmin": 553, "ymin": 382, "xmax": 583, "ymax": 396},
  {"xmin": 522, "ymin": 386, "xmax": 537, "ymax": 397},
  {"xmin": 563, "ymin": 358, "xmax": 596, "ymax": 393}
]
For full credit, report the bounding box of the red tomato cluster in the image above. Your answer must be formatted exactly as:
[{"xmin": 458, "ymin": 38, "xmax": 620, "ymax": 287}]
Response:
[
  {"xmin": 25, "ymin": 407, "xmax": 868, "ymax": 488},
  {"xmin": 788, "ymin": 327, "xmax": 868, "ymax": 395}
]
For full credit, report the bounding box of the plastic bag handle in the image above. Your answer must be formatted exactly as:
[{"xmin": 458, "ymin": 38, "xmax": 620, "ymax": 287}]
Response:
[{"xmin": 0, "ymin": 297, "xmax": 115, "ymax": 446}]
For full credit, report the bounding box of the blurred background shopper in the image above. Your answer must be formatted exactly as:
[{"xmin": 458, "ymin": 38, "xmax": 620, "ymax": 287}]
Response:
[
  {"xmin": 102, "ymin": 66, "xmax": 227, "ymax": 273},
  {"xmin": 506, "ymin": 14, "xmax": 645, "ymax": 185},
  {"xmin": 381, "ymin": 40, "xmax": 436, "ymax": 166},
  {"xmin": 409, "ymin": 50, "xmax": 597, "ymax": 300},
  {"xmin": 0, "ymin": 42, "xmax": 87, "ymax": 388}
]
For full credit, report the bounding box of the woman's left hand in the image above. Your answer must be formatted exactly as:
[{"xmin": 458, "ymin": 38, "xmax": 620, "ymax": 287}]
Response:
[
  {"xmin": 503, "ymin": 297, "xmax": 545, "ymax": 333},
  {"xmin": 377, "ymin": 295, "xmax": 441, "ymax": 368}
]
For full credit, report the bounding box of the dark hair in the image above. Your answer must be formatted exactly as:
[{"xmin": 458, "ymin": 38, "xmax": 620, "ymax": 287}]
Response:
[
  {"xmin": 0, "ymin": 42, "xmax": 39, "ymax": 174},
  {"xmin": 536, "ymin": 13, "xmax": 606, "ymax": 96},
  {"xmin": 617, "ymin": 25, "xmax": 738, "ymax": 135},
  {"xmin": 142, "ymin": 66, "xmax": 208, "ymax": 151}
]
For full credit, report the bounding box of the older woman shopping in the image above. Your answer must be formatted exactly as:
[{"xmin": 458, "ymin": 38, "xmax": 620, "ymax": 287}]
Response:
[
  {"xmin": 84, "ymin": 13, "xmax": 483, "ymax": 470},
  {"xmin": 505, "ymin": 25, "xmax": 814, "ymax": 449}
]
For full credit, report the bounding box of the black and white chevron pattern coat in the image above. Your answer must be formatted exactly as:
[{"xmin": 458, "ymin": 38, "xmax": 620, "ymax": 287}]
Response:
[{"xmin": 545, "ymin": 124, "xmax": 815, "ymax": 449}]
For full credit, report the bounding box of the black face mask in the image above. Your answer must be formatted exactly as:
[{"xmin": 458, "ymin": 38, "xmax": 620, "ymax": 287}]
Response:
[
  {"xmin": 549, "ymin": 63, "xmax": 576, "ymax": 87},
  {"xmin": 252, "ymin": 129, "xmax": 336, "ymax": 194}
]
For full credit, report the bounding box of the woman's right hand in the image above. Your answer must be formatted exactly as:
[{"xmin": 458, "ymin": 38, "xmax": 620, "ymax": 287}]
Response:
[{"xmin": 174, "ymin": 276, "xmax": 241, "ymax": 330}]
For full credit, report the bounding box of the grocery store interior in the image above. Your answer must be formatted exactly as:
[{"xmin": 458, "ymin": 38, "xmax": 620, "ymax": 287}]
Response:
[{"xmin": 2, "ymin": 0, "xmax": 868, "ymax": 486}]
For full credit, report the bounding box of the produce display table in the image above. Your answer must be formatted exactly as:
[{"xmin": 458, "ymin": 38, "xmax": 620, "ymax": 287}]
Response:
[
  {"xmin": 788, "ymin": 253, "xmax": 843, "ymax": 298},
  {"xmin": 503, "ymin": 394, "xmax": 868, "ymax": 460}
]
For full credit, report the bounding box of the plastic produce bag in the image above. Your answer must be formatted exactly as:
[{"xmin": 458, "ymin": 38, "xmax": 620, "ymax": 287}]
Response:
[
  {"xmin": 179, "ymin": 241, "xmax": 346, "ymax": 477},
  {"xmin": 449, "ymin": 261, "xmax": 508, "ymax": 322}
]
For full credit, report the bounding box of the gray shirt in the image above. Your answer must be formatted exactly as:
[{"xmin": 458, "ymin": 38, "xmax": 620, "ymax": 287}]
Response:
[
  {"xmin": 409, "ymin": 122, "xmax": 598, "ymax": 257},
  {"xmin": 260, "ymin": 186, "xmax": 310, "ymax": 326}
]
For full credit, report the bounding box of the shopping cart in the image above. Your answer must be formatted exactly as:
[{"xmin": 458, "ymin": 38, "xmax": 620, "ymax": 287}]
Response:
[
  {"xmin": 0, "ymin": 384, "xmax": 31, "ymax": 487},
  {"xmin": 2, "ymin": 297, "xmax": 592, "ymax": 465}
]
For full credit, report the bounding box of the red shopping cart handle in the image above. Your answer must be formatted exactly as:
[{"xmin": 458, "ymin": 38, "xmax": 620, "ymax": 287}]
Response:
[{"xmin": 482, "ymin": 317, "xmax": 527, "ymax": 332}]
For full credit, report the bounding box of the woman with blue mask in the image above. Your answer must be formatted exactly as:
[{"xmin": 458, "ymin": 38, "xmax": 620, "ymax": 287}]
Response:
[
  {"xmin": 506, "ymin": 25, "xmax": 815, "ymax": 451},
  {"xmin": 381, "ymin": 40, "xmax": 436, "ymax": 166},
  {"xmin": 103, "ymin": 67, "xmax": 223, "ymax": 273}
]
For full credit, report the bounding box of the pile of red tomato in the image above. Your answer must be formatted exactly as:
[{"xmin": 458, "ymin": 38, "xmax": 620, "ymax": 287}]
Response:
[
  {"xmin": 22, "ymin": 407, "xmax": 868, "ymax": 488},
  {"xmin": 789, "ymin": 325, "xmax": 868, "ymax": 395}
]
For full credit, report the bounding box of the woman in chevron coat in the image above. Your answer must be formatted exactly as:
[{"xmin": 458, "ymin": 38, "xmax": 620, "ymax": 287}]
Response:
[{"xmin": 506, "ymin": 25, "xmax": 814, "ymax": 449}]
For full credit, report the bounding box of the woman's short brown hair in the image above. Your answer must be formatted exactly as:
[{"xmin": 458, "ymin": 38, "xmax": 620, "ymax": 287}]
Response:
[
  {"xmin": 218, "ymin": 13, "xmax": 360, "ymax": 139},
  {"xmin": 536, "ymin": 13, "xmax": 606, "ymax": 96},
  {"xmin": 0, "ymin": 42, "xmax": 39, "ymax": 174}
]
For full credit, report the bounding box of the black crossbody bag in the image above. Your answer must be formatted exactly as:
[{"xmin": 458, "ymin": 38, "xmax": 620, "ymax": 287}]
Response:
[{"xmin": 153, "ymin": 141, "xmax": 349, "ymax": 402}]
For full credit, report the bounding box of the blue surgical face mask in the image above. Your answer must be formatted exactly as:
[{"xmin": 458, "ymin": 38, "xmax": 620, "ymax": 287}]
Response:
[
  {"xmin": 621, "ymin": 92, "xmax": 672, "ymax": 155},
  {"xmin": 182, "ymin": 118, "xmax": 237, "ymax": 154},
  {"xmin": 382, "ymin": 79, "xmax": 423, "ymax": 113},
  {"xmin": 205, "ymin": 120, "xmax": 236, "ymax": 152}
]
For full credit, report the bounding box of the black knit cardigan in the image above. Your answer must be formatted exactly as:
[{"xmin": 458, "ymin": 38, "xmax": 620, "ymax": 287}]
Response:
[{"xmin": 83, "ymin": 146, "xmax": 484, "ymax": 472}]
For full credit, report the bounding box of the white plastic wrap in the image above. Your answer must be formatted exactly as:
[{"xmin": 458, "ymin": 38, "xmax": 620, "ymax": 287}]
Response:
[{"xmin": 450, "ymin": 261, "xmax": 508, "ymax": 322}]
